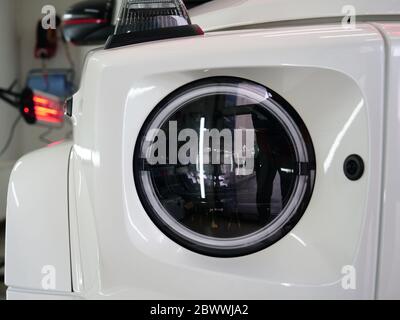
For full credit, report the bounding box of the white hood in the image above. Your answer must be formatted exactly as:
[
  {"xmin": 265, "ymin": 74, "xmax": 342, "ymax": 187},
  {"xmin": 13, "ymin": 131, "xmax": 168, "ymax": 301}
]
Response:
[{"xmin": 190, "ymin": 0, "xmax": 400, "ymax": 31}]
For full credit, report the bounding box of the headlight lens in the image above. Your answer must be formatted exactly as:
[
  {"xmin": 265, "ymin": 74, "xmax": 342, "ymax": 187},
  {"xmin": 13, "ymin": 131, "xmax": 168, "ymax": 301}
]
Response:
[{"xmin": 134, "ymin": 77, "xmax": 316, "ymax": 257}]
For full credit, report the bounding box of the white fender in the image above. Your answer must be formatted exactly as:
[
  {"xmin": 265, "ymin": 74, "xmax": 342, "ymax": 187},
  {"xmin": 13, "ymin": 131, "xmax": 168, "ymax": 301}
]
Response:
[{"xmin": 5, "ymin": 142, "xmax": 73, "ymax": 294}]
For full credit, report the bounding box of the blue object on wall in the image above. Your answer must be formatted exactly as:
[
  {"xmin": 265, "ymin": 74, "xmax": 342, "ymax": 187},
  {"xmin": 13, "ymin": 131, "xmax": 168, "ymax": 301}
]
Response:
[{"xmin": 26, "ymin": 69, "xmax": 74, "ymax": 98}]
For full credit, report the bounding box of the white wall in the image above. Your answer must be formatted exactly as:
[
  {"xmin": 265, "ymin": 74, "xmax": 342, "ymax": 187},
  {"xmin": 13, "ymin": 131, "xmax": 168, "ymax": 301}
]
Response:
[
  {"xmin": 16, "ymin": 0, "xmax": 92, "ymax": 85},
  {"xmin": 0, "ymin": 0, "xmax": 20, "ymax": 161},
  {"xmin": 0, "ymin": 0, "xmax": 20, "ymax": 221},
  {"xmin": 0, "ymin": 0, "xmax": 106, "ymax": 157},
  {"xmin": 0, "ymin": 0, "xmax": 95, "ymax": 220},
  {"xmin": 15, "ymin": 0, "xmax": 83, "ymax": 154}
]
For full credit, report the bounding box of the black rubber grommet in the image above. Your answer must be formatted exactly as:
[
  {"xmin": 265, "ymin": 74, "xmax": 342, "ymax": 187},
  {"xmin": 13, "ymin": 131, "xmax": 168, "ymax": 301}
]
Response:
[{"xmin": 344, "ymin": 155, "xmax": 365, "ymax": 181}]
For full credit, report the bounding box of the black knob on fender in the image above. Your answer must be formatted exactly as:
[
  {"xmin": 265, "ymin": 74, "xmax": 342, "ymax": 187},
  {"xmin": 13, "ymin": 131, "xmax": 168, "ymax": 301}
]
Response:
[{"xmin": 344, "ymin": 155, "xmax": 365, "ymax": 181}]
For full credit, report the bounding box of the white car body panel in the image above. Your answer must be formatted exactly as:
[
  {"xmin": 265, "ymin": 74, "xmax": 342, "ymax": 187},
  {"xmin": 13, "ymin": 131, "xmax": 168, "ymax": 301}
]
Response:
[
  {"xmin": 191, "ymin": 0, "xmax": 400, "ymax": 31},
  {"xmin": 5, "ymin": 0, "xmax": 400, "ymax": 300},
  {"xmin": 5, "ymin": 142, "xmax": 73, "ymax": 293},
  {"xmin": 375, "ymin": 23, "xmax": 400, "ymax": 300},
  {"xmin": 7, "ymin": 288, "xmax": 78, "ymax": 300},
  {"xmin": 65, "ymin": 24, "xmax": 384, "ymax": 299}
]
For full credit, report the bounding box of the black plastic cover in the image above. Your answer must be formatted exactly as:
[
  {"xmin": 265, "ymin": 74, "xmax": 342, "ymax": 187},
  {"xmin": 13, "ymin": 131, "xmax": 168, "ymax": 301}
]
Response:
[{"xmin": 105, "ymin": 24, "xmax": 203, "ymax": 49}]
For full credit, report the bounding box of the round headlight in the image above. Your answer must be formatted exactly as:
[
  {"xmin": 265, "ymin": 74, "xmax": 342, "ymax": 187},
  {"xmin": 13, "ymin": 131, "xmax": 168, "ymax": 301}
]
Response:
[{"xmin": 134, "ymin": 77, "xmax": 316, "ymax": 257}]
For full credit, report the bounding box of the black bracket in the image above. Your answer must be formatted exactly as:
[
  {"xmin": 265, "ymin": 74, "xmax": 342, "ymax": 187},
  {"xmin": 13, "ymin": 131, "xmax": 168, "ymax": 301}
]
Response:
[{"xmin": 0, "ymin": 85, "xmax": 37, "ymax": 124}]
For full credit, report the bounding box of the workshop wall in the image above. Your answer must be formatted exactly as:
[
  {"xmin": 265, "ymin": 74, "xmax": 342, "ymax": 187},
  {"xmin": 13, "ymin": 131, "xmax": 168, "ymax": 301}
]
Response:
[
  {"xmin": 15, "ymin": 0, "xmax": 92, "ymax": 154},
  {"xmin": 0, "ymin": 0, "xmax": 20, "ymax": 162}
]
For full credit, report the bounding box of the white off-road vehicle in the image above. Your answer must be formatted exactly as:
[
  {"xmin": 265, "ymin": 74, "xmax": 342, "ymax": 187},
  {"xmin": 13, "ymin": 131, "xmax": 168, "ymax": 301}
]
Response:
[{"xmin": 5, "ymin": 0, "xmax": 400, "ymax": 299}]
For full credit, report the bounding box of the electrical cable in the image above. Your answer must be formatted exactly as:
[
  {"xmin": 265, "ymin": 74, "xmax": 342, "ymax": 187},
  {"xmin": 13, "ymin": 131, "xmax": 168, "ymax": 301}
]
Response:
[
  {"xmin": 36, "ymin": 121, "xmax": 65, "ymax": 145},
  {"xmin": 0, "ymin": 258, "xmax": 4, "ymax": 279},
  {"xmin": 0, "ymin": 115, "xmax": 21, "ymax": 159},
  {"xmin": 38, "ymin": 125, "xmax": 55, "ymax": 144},
  {"xmin": 0, "ymin": 221, "xmax": 4, "ymax": 273},
  {"xmin": 61, "ymin": 27, "xmax": 76, "ymax": 85},
  {"xmin": 63, "ymin": 40, "xmax": 76, "ymax": 74}
]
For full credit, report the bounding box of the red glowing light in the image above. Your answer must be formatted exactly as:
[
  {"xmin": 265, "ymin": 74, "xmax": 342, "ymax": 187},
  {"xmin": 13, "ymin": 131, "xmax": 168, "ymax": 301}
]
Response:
[
  {"xmin": 34, "ymin": 105, "xmax": 63, "ymax": 123},
  {"xmin": 33, "ymin": 96, "xmax": 50, "ymax": 105},
  {"xmin": 32, "ymin": 93, "xmax": 64, "ymax": 124},
  {"xmin": 63, "ymin": 18, "xmax": 109, "ymax": 26},
  {"xmin": 47, "ymin": 140, "xmax": 65, "ymax": 148},
  {"xmin": 23, "ymin": 107, "xmax": 30, "ymax": 114}
]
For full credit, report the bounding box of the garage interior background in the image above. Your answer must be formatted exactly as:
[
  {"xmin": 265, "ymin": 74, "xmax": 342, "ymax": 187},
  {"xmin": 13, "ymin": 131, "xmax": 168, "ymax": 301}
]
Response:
[
  {"xmin": 0, "ymin": 0, "xmax": 211, "ymax": 299},
  {"xmin": 0, "ymin": 0, "xmax": 85, "ymax": 299}
]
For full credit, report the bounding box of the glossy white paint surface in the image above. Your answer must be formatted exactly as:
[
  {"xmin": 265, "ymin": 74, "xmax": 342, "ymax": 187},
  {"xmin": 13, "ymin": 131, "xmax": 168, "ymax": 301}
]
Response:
[
  {"xmin": 63, "ymin": 24, "xmax": 384, "ymax": 299},
  {"xmin": 7, "ymin": 288, "xmax": 79, "ymax": 300},
  {"xmin": 375, "ymin": 23, "xmax": 400, "ymax": 300},
  {"xmin": 5, "ymin": 142, "xmax": 73, "ymax": 293},
  {"xmin": 0, "ymin": 161, "xmax": 14, "ymax": 221},
  {"xmin": 191, "ymin": 0, "xmax": 400, "ymax": 31}
]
